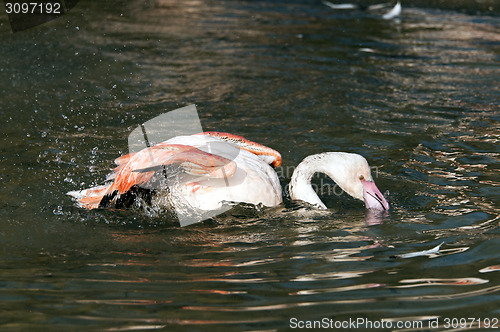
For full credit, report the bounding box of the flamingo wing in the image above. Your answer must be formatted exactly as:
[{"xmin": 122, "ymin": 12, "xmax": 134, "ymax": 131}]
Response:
[
  {"xmin": 110, "ymin": 143, "xmax": 236, "ymax": 195},
  {"xmin": 199, "ymin": 132, "xmax": 282, "ymax": 167},
  {"xmin": 70, "ymin": 143, "xmax": 236, "ymax": 209}
]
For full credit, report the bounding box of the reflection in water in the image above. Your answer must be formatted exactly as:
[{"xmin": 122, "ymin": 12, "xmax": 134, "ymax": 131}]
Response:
[
  {"xmin": 391, "ymin": 284, "xmax": 500, "ymax": 302},
  {"xmin": 480, "ymin": 265, "xmax": 500, "ymax": 273},
  {"xmin": 365, "ymin": 210, "xmax": 390, "ymax": 225},
  {"xmin": 396, "ymin": 277, "xmax": 489, "ymax": 288},
  {"xmin": 182, "ymin": 297, "xmax": 375, "ymax": 312},
  {"xmin": 290, "ymin": 282, "xmax": 384, "ymax": 295},
  {"xmin": 292, "ymin": 270, "xmax": 375, "ymax": 282}
]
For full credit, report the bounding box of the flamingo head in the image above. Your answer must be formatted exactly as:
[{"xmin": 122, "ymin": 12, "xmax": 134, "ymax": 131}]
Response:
[{"xmin": 320, "ymin": 153, "xmax": 390, "ymax": 211}]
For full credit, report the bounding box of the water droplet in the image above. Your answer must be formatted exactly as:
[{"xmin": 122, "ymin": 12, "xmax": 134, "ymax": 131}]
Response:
[{"xmin": 53, "ymin": 206, "xmax": 64, "ymax": 215}]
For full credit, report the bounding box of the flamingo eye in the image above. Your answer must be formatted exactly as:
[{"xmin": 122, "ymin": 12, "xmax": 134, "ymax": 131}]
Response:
[{"xmin": 359, "ymin": 175, "xmax": 364, "ymax": 181}]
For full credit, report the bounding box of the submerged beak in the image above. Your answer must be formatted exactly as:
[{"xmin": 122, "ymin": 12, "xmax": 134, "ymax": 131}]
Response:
[{"xmin": 361, "ymin": 180, "xmax": 390, "ymax": 211}]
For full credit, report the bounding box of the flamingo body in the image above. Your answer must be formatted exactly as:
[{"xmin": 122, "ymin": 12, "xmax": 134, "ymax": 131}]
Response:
[{"xmin": 68, "ymin": 132, "xmax": 282, "ymax": 213}]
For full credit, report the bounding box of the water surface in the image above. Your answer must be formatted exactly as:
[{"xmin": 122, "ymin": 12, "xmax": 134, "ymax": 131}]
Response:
[{"xmin": 0, "ymin": 0, "xmax": 499, "ymax": 330}]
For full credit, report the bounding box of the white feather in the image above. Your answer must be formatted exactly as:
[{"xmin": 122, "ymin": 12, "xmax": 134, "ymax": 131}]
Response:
[
  {"xmin": 163, "ymin": 134, "xmax": 282, "ymax": 211},
  {"xmin": 382, "ymin": 1, "xmax": 401, "ymax": 20}
]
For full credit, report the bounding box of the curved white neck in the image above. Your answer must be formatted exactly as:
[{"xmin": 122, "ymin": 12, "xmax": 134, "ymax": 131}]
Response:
[
  {"xmin": 289, "ymin": 155, "xmax": 330, "ymax": 209},
  {"xmin": 288, "ymin": 153, "xmax": 368, "ymax": 209}
]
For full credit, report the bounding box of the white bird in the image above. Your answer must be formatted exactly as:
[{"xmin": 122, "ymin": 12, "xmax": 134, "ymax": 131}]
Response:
[
  {"xmin": 68, "ymin": 134, "xmax": 389, "ymax": 219},
  {"xmin": 289, "ymin": 152, "xmax": 390, "ymax": 210}
]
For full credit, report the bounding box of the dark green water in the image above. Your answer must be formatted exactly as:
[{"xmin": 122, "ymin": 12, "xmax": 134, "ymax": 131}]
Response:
[{"xmin": 0, "ymin": 1, "xmax": 499, "ymax": 330}]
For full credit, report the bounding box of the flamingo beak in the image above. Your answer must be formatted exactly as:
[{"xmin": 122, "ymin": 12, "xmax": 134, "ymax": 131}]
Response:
[{"xmin": 361, "ymin": 180, "xmax": 390, "ymax": 211}]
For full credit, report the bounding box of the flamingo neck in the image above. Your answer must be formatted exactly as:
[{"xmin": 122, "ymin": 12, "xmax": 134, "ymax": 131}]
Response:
[{"xmin": 289, "ymin": 156, "xmax": 330, "ymax": 209}]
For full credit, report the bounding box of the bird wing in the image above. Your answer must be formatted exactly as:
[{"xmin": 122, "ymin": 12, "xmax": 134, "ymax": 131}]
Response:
[{"xmin": 109, "ymin": 143, "xmax": 236, "ymax": 195}]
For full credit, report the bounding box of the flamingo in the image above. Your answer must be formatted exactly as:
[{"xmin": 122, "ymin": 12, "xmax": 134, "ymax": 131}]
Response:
[{"xmin": 68, "ymin": 133, "xmax": 389, "ymax": 219}]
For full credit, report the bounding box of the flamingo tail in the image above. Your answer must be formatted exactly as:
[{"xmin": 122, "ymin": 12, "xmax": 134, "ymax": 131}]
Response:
[{"xmin": 67, "ymin": 183, "xmax": 112, "ymax": 209}]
